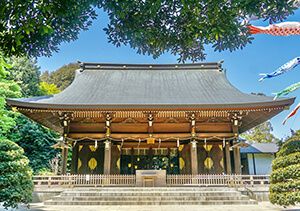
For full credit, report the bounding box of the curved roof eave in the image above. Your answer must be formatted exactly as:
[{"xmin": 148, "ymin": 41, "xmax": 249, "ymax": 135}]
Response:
[{"xmin": 6, "ymin": 97, "xmax": 295, "ymax": 111}]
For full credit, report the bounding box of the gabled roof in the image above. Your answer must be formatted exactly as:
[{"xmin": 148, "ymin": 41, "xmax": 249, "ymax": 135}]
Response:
[
  {"xmin": 6, "ymin": 62, "xmax": 294, "ymax": 110},
  {"xmin": 240, "ymin": 143, "xmax": 279, "ymax": 154}
]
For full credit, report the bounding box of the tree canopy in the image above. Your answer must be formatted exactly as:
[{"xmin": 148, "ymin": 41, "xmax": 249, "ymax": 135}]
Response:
[
  {"xmin": 0, "ymin": 0, "xmax": 98, "ymax": 57},
  {"xmin": 6, "ymin": 56, "xmax": 41, "ymax": 97},
  {"xmin": 270, "ymin": 130, "xmax": 300, "ymax": 206},
  {"xmin": 39, "ymin": 81, "xmax": 60, "ymax": 95},
  {"xmin": 240, "ymin": 121, "xmax": 279, "ymax": 143},
  {"xmin": 40, "ymin": 63, "xmax": 78, "ymax": 90},
  {"xmin": 0, "ymin": 1, "xmax": 297, "ymax": 62}
]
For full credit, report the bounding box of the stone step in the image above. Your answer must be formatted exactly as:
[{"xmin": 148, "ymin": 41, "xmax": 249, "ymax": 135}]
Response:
[
  {"xmin": 44, "ymin": 187, "xmax": 257, "ymax": 206},
  {"xmin": 61, "ymin": 191, "xmax": 242, "ymax": 197},
  {"xmin": 53, "ymin": 195, "xmax": 250, "ymax": 201},
  {"xmin": 69, "ymin": 187, "xmax": 237, "ymax": 192},
  {"xmin": 45, "ymin": 200, "xmax": 258, "ymax": 206}
]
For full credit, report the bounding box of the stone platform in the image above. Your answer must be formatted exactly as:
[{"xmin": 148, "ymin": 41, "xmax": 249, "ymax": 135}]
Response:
[{"xmin": 44, "ymin": 187, "xmax": 257, "ymax": 206}]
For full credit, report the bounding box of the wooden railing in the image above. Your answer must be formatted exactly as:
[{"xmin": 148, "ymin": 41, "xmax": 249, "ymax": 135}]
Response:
[
  {"xmin": 166, "ymin": 174, "xmax": 269, "ymax": 187},
  {"xmin": 33, "ymin": 174, "xmax": 136, "ymax": 187},
  {"xmin": 33, "ymin": 174, "xmax": 269, "ymax": 188},
  {"xmin": 240, "ymin": 175, "xmax": 270, "ymax": 186},
  {"xmin": 167, "ymin": 174, "xmax": 239, "ymax": 187}
]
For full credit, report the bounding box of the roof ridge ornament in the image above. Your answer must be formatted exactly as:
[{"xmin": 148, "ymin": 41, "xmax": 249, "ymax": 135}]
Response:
[
  {"xmin": 218, "ymin": 60, "xmax": 224, "ymax": 72},
  {"xmin": 78, "ymin": 61, "xmax": 85, "ymax": 72}
]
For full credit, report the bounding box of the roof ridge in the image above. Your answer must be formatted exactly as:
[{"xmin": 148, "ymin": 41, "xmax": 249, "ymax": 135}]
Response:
[{"xmin": 78, "ymin": 62, "xmax": 223, "ymax": 72}]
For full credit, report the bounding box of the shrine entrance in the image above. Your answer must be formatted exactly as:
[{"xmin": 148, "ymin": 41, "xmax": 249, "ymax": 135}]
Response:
[{"xmin": 120, "ymin": 147, "xmax": 180, "ymax": 175}]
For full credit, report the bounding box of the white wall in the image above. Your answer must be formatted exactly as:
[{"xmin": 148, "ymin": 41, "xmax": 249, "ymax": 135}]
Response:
[{"xmin": 247, "ymin": 154, "xmax": 275, "ymax": 175}]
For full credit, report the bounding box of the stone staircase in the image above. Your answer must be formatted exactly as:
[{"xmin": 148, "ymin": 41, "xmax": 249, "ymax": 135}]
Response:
[{"xmin": 44, "ymin": 187, "xmax": 257, "ymax": 205}]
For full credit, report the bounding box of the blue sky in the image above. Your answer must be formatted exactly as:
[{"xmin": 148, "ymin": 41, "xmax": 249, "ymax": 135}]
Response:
[{"xmin": 37, "ymin": 9, "xmax": 300, "ymax": 139}]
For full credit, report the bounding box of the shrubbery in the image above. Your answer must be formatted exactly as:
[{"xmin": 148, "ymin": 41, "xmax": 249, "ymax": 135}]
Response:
[
  {"xmin": 0, "ymin": 139, "xmax": 33, "ymax": 209},
  {"xmin": 270, "ymin": 139, "xmax": 300, "ymax": 206}
]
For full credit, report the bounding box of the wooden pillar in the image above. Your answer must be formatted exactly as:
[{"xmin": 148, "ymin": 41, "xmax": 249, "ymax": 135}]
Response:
[
  {"xmin": 104, "ymin": 140, "xmax": 111, "ymax": 174},
  {"xmin": 61, "ymin": 147, "xmax": 68, "ymax": 175},
  {"xmin": 233, "ymin": 146, "xmax": 241, "ymax": 174},
  {"xmin": 71, "ymin": 143, "xmax": 78, "ymax": 174},
  {"xmin": 59, "ymin": 112, "xmax": 72, "ymax": 175},
  {"xmin": 190, "ymin": 141, "xmax": 198, "ymax": 175},
  {"xmin": 252, "ymin": 153, "xmax": 257, "ymax": 175},
  {"xmin": 225, "ymin": 142, "xmax": 232, "ymax": 174}
]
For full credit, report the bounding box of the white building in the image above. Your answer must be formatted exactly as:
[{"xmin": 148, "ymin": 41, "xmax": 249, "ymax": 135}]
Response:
[{"xmin": 240, "ymin": 143, "xmax": 278, "ymax": 175}]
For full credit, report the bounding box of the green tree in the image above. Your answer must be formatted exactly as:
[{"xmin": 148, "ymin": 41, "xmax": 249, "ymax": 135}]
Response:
[
  {"xmin": 0, "ymin": 0, "xmax": 98, "ymax": 57},
  {"xmin": 8, "ymin": 117, "xmax": 59, "ymax": 173},
  {"xmin": 40, "ymin": 71, "xmax": 51, "ymax": 84},
  {"xmin": 240, "ymin": 121, "xmax": 279, "ymax": 143},
  {"xmin": 0, "ymin": 56, "xmax": 21, "ymax": 138},
  {"xmin": 0, "ymin": 1, "xmax": 297, "ymax": 62},
  {"xmin": 270, "ymin": 130, "xmax": 300, "ymax": 206},
  {"xmin": 39, "ymin": 81, "xmax": 61, "ymax": 95},
  {"xmin": 6, "ymin": 56, "xmax": 41, "ymax": 97},
  {"xmin": 0, "ymin": 138, "xmax": 33, "ymax": 209},
  {"xmin": 0, "ymin": 56, "xmax": 33, "ymax": 209},
  {"xmin": 40, "ymin": 63, "xmax": 78, "ymax": 90},
  {"xmin": 101, "ymin": 1, "xmax": 296, "ymax": 62}
]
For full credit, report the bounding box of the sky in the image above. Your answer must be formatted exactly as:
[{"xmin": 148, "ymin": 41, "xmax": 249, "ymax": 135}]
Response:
[{"xmin": 37, "ymin": 9, "xmax": 300, "ymax": 140}]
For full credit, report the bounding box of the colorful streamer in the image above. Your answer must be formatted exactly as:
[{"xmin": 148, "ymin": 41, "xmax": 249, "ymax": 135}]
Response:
[
  {"xmin": 282, "ymin": 102, "xmax": 300, "ymax": 125},
  {"xmin": 259, "ymin": 57, "xmax": 300, "ymax": 82},
  {"xmin": 248, "ymin": 22, "xmax": 300, "ymax": 36},
  {"xmin": 273, "ymin": 81, "xmax": 300, "ymax": 100}
]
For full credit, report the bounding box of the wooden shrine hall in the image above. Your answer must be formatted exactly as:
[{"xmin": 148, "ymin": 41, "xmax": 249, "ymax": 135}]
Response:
[{"xmin": 7, "ymin": 62, "xmax": 294, "ymax": 176}]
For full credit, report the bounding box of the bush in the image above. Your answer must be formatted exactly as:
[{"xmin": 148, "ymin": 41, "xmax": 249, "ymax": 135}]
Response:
[
  {"xmin": 0, "ymin": 138, "xmax": 33, "ymax": 209},
  {"xmin": 270, "ymin": 139, "xmax": 300, "ymax": 206},
  {"xmin": 36, "ymin": 168, "xmax": 55, "ymax": 176}
]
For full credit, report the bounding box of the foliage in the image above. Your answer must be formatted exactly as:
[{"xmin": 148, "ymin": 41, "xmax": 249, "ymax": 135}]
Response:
[
  {"xmin": 272, "ymin": 152, "xmax": 300, "ymax": 170},
  {"xmin": 0, "ymin": 0, "xmax": 98, "ymax": 57},
  {"xmin": 0, "ymin": 1, "xmax": 297, "ymax": 62},
  {"xmin": 0, "ymin": 138, "xmax": 33, "ymax": 209},
  {"xmin": 0, "ymin": 55, "xmax": 21, "ymax": 138},
  {"xmin": 39, "ymin": 81, "xmax": 60, "ymax": 95},
  {"xmin": 6, "ymin": 56, "xmax": 41, "ymax": 97},
  {"xmin": 240, "ymin": 121, "xmax": 279, "ymax": 143},
  {"xmin": 0, "ymin": 55, "xmax": 59, "ymax": 174},
  {"xmin": 36, "ymin": 168, "xmax": 56, "ymax": 176},
  {"xmin": 270, "ymin": 133, "xmax": 300, "ymax": 206},
  {"xmin": 101, "ymin": 1, "xmax": 296, "ymax": 62},
  {"xmin": 8, "ymin": 117, "xmax": 59, "ymax": 173},
  {"xmin": 40, "ymin": 63, "xmax": 78, "ymax": 90},
  {"xmin": 0, "ymin": 55, "xmax": 11, "ymax": 77}
]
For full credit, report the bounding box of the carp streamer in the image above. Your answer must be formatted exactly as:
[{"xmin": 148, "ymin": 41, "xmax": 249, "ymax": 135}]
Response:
[
  {"xmin": 282, "ymin": 103, "xmax": 300, "ymax": 125},
  {"xmin": 248, "ymin": 22, "xmax": 300, "ymax": 36},
  {"xmin": 259, "ymin": 57, "xmax": 300, "ymax": 82}
]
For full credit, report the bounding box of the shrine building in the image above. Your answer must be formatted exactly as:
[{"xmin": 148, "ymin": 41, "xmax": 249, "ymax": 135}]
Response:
[{"xmin": 7, "ymin": 62, "xmax": 294, "ymax": 176}]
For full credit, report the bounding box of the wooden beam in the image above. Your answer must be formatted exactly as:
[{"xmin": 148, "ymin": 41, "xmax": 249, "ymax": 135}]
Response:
[
  {"xmin": 121, "ymin": 142, "xmax": 178, "ymax": 148},
  {"xmin": 68, "ymin": 132, "xmax": 235, "ymax": 139}
]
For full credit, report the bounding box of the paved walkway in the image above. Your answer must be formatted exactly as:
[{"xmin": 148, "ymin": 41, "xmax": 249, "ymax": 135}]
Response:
[{"xmin": 1, "ymin": 202, "xmax": 300, "ymax": 211}]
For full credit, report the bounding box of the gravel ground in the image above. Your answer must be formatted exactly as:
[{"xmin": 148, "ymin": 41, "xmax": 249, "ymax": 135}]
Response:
[{"xmin": 1, "ymin": 202, "xmax": 300, "ymax": 211}]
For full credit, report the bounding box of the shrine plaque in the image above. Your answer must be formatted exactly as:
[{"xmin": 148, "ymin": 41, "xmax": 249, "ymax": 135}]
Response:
[
  {"xmin": 146, "ymin": 137, "xmax": 155, "ymax": 144},
  {"xmin": 136, "ymin": 170, "xmax": 166, "ymax": 187}
]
